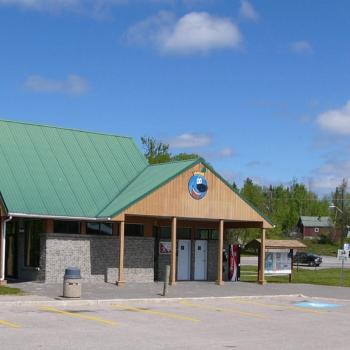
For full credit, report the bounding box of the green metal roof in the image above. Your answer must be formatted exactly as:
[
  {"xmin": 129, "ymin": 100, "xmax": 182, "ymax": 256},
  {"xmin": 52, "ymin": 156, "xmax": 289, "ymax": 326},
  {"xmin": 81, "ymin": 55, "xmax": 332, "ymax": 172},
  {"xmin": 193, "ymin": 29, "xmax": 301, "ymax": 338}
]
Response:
[
  {"xmin": 0, "ymin": 120, "xmax": 148, "ymax": 218},
  {"xmin": 0, "ymin": 119, "xmax": 273, "ymax": 226}
]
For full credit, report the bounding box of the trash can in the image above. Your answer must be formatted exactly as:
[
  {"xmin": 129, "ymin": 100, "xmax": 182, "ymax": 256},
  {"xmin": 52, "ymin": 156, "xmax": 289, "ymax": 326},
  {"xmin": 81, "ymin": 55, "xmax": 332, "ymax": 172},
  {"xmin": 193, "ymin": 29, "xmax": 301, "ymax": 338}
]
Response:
[{"xmin": 63, "ymin": 267, "xmax": 82, "ymax": 298}]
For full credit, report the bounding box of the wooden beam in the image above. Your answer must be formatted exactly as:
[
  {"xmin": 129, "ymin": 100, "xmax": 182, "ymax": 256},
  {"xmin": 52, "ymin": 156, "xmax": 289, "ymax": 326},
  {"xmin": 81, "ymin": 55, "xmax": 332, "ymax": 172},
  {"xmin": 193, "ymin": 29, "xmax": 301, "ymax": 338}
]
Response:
[
  {"xmin": 258, "ymin": 228, "xmax": 266, "ymax": 285},
  {"xmin": 216, "ymin": 219, "xmax": 224, "ymax": 285},
  {"xmin": 170, "ymin": 217, "xmax": 177, "ymax": 285},
  {"xmin": 43, "ymin": 219, "xmax": 54, "ymax": 234},
  {"xmin": 117, "ymin": 220, "xmax": 125, "ymax": 287}
]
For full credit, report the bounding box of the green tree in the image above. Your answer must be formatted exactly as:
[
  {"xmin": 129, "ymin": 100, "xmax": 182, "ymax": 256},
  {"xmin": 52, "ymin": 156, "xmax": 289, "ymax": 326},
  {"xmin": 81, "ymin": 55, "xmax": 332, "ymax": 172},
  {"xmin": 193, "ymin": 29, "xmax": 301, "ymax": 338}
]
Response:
[
  {"xmin": 171, "ymin": 153, "xmax": 199, "ymax": 161},
  {"xmin": 141, "ymin": 137, "xmax": 171, "ymax": 164},
  {"xmin": 141, "ymin": 136, "xmax": 200, "ymax": 164}
]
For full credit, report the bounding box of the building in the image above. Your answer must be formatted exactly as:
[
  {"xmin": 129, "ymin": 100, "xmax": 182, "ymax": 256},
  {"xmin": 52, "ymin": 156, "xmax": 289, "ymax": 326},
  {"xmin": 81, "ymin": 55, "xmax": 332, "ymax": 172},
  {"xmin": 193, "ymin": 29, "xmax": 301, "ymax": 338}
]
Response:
[
  {"xmin": 0, "ymin": 120, "xmax": 272, "ymax": 286},
  {"xmin": 296, "ymin": 216, "xmax": 334, "ymax": 239}
]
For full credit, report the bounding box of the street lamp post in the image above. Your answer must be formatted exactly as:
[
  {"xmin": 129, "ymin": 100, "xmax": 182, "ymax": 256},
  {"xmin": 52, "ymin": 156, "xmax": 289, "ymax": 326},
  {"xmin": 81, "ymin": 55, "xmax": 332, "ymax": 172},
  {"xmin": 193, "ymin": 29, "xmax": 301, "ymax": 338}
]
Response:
[
  {"xmin": 329, "ymin": 203, "xmax": 347, "ymax": 286},
  {"xmin": 329, "ymin": 203, "xmax": 346, "ymax": 248}
]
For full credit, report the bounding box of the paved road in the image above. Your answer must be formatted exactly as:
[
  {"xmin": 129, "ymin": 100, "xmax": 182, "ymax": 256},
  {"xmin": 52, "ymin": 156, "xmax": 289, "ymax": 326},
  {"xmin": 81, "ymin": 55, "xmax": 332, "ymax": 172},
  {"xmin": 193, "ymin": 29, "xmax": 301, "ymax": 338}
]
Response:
[
  {"xmin": 1, "ymin": 295, "xmax": 349, "ymax": 349},
  {"xmin": 241, "ymin": 255, "xmax": 350, "ymax": 269}
]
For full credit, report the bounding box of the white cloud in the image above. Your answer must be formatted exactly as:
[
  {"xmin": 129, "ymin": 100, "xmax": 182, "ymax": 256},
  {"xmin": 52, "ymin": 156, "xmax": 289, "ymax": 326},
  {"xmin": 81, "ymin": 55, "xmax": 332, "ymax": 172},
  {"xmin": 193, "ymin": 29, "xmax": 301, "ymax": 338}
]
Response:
[
  {"xmin": 23, "ymin": 74, "xmax": 90, "ymax": 95},
  {"xmin": 169, "ymin": 133, "xmax": 212, "ymax": 148},
  {"xmin": 217, "ymin": 147, "xmax": 235, "ymax": 158},
  {"xmin": 316, "ymin": 100, "xmax": 350, "ymax": 135},
  {"xmin": 309, "ymin": 159, "xmax": 350, "ymax": 193},
  {"xmin": 127, "ymin": 11, "xmax": 242, "ymax": 55},
  {"xmin": 289, "ymin": 40, "xmax": 313, "ymax": 54},
  {"xmin": 239, "ymin": 0, "xmax": 259, "ymax": 22},
  {"xmin": 0, "ymin": 0, "xmax": 128, "ymax": 17}
]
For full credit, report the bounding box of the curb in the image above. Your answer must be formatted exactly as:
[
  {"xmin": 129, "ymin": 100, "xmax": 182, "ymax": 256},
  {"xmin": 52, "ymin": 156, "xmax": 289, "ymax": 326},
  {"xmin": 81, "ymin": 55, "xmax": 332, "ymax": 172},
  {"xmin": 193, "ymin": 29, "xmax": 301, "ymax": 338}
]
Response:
[{"xmin": 0, "ymin": 294, "xmax": 306, "ymax": 307}]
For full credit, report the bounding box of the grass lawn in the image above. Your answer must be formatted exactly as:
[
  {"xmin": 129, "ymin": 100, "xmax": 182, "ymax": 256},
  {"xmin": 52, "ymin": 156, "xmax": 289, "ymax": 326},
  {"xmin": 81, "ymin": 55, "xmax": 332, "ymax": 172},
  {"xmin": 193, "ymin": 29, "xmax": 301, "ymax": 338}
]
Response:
[
  {"xmin": 240, "ymin": 265, "xmax": 350, "ymax": 287},
  {"xmin": 0, "ymin": 285, "xmax": 22, "ymax": 295},
  {"xmin": 302, "ymin": 240, "xmax": 340, "ymax": 257}
]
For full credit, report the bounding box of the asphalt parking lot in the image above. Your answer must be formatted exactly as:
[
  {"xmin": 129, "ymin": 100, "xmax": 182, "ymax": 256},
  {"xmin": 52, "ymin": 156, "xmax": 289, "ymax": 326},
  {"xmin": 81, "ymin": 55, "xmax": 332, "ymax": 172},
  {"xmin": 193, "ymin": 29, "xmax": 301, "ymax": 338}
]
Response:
[{"xmin": 1, "ymin": 295, "xmax": 349, "ymax": 350}]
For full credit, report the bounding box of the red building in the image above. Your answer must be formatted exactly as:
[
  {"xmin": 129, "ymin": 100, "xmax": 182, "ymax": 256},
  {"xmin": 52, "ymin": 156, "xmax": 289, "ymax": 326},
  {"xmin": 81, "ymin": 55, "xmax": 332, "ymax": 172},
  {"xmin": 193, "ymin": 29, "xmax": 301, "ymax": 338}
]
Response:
[{"xmin": 297, "ymin": 216, "xmax": 334, "ymax": 240}]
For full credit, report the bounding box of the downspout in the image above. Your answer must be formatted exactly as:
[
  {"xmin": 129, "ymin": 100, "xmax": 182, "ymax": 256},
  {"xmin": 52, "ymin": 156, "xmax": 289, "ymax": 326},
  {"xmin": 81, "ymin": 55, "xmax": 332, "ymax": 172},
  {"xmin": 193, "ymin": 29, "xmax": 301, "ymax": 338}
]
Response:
[{"xmin": 0, "ymin": 216, "xmax": 12, "ymax": 282}]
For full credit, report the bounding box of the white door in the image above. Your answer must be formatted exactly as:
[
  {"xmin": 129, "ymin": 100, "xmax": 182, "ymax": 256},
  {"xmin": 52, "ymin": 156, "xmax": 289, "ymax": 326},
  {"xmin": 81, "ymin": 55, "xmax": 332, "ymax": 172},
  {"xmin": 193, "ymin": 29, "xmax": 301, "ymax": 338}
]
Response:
[
  {"xmin": 194, "ymin": 240, "xmax": 207, "ymax": 280},
  {"xmin": 177, "ymin": 240, "xmax": 191, "ymax": 280}
]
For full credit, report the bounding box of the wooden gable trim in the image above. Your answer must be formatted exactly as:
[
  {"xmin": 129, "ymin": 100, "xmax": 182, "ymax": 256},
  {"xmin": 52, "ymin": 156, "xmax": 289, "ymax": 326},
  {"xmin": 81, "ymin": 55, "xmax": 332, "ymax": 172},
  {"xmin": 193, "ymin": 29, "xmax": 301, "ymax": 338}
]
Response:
[{"xmin": 115, "ymin": 163, "xmax": 272, "ymax": 228}]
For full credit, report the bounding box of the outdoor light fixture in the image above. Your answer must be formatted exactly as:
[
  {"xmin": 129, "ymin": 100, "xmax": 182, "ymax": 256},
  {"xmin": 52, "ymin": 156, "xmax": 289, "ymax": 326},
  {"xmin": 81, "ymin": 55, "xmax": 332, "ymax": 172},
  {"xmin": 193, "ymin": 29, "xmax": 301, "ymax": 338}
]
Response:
[{"xmin": 329, "ymin": 203, "xmax": 344, "ymax": 214}]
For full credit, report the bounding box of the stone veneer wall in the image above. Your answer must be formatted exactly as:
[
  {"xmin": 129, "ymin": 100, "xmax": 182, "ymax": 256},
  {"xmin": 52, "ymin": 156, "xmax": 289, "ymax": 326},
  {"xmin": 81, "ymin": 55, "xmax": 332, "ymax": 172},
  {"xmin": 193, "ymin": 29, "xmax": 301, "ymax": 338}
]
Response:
[{"xmin": 40, "ymin": 234, "xmax": 154, "ymax": 283}]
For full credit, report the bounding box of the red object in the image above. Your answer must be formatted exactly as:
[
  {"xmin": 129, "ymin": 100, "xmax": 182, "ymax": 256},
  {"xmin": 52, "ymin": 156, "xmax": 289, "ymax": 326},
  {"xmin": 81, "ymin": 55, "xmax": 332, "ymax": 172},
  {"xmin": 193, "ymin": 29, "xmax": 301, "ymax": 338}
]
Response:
[{"xmin": 228, "ymin": 244, "xmax": 240, "ymax": 281}]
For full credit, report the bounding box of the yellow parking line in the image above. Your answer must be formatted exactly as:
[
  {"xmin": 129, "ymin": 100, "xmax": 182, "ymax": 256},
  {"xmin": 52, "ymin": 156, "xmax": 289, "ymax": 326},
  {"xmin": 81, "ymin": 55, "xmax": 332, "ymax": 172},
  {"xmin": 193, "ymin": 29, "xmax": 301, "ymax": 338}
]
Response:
[
  {"xmin": 113, "ymin": 304, "xmax": 200, "ymax": 323},
  {"xmin": 233, "ymin": 299, "xmax": 325, "ymax": 315},
  {"xmin": 41, "ymin": 307, "xmax": 117, "ymax": 327},
  {"xmin": 0, "ymin": 319, "xmax": 21, "ymax": 329},
  {"xmin": 179, "ymin": 300, "xmax": 267, "ymax": 319}
]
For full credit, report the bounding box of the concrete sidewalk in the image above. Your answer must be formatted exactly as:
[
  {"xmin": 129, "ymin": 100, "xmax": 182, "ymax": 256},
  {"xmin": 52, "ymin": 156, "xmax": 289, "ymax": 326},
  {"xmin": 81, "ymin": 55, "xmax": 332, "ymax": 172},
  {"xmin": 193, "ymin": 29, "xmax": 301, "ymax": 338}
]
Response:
[{"xmin": 1, "ymin": 281, "xmax": 349, "ymax": 305}]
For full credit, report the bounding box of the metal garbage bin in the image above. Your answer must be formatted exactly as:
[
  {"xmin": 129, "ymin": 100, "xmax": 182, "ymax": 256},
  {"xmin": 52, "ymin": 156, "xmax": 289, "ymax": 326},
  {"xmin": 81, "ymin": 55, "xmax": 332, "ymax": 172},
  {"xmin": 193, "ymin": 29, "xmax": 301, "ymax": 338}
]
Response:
[{"xmin": 63, "ymin": 267, "xmax": 81, "ymax": 298}]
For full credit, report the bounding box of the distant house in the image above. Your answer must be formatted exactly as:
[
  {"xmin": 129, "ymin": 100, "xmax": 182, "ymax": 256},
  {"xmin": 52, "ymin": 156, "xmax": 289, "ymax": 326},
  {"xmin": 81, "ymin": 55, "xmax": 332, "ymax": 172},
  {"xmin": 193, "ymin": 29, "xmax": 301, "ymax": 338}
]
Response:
[{"xmin": 296, "ymin": 216, "xmax": 334, "ymax": 239}]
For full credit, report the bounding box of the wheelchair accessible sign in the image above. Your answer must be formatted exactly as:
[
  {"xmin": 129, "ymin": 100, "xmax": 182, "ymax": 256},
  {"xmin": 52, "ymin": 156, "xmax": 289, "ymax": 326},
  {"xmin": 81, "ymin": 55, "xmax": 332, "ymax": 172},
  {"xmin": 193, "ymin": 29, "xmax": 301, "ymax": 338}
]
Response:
[{"xmin": 337, "ymin": 249, "xmax": 349, "ymax": 261}]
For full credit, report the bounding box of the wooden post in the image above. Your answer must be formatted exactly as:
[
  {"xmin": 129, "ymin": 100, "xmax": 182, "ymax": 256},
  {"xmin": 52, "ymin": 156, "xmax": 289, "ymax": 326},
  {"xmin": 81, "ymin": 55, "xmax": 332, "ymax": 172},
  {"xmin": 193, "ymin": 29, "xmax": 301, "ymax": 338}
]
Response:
[
  {"xmin": 170, "ymin": 217, "xmax": 177, "ymax": 285},
  {"xmin": 216, "ymin": 219, "xmax": 224, "ymax": 285},
  {"xmin": 117, "ymin": 220, "xmax": 125, "ymax": 287},
  {"xmin": 258, "ymin": 228, "xmax": 266, "ymax": 285},
  {"xmin": 0, "ymin": 217, "xmax": 6, "ymax": 285}
]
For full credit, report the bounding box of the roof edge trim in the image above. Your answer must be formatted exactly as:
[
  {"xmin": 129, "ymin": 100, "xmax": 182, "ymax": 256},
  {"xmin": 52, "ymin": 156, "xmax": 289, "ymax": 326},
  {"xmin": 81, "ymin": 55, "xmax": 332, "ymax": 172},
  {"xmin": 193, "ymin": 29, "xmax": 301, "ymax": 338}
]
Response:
[{"xmin": 9, "ymin": 212, "xmax": 111, "ymax": 221}]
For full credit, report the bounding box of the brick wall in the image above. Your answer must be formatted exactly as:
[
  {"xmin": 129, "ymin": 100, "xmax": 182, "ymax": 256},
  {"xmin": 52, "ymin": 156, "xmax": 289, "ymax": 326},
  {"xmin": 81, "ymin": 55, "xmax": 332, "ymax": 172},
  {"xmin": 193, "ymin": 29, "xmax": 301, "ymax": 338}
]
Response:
[{"xmin": 41, "ymin": 234, "xmax": 154, "ymax": 283}]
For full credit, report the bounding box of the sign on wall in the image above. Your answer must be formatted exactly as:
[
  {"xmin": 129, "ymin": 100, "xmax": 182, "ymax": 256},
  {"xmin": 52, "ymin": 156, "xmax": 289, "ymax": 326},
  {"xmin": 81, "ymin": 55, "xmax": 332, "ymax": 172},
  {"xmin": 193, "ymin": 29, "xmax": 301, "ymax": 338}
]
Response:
[
  {"xmin": 265, "ymin": 249, "xmax": 292, "ymax": 275},
  {"xmin": 159, "ymin": 241, "xmax": 172, "ymax": 255},
  {"xmin": 188, "ymin": 171, "xmax": 208, "ymax": 200}
]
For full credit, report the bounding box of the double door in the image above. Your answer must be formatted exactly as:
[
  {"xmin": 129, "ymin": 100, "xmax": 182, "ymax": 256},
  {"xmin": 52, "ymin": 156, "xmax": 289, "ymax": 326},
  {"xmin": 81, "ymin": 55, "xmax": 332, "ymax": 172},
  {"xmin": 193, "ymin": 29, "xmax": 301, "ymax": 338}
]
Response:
[{"xmin": 177, "ymin": 239, "xmax": 207, "ymax": 281}]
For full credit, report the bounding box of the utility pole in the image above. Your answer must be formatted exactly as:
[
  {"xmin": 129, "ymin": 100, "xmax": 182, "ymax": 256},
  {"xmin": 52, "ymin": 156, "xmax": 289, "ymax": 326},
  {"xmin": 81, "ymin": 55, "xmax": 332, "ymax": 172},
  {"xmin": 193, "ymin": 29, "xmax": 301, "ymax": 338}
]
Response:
[{"xmin": 341, "ymin": 184, "xmax": 345, "ymax": 249}]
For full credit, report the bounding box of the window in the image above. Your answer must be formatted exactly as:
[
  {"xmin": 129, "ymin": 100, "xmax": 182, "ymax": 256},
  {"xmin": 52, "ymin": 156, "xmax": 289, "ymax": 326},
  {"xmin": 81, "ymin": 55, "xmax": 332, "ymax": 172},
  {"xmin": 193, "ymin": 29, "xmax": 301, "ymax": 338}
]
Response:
[
  {"xmin": 196, "ymin": 229, "xmax": 218, "ymax": 240},
  {"xmin": 54, "ymin": 221, "xmax": 80, "ymax": 234},
  {"xmin": 159, "ymin": 226, "xmax": 170, "ymax": 239},
  {"xmin": 86, "ymin": 222, "xmax": 113, "ymax": 235},
  {"xmin": 158, "ymin": 227, "xmax": 191, "ymax": 239},
  {"xmin": 125, "ymin": 224, "xmax": 144, "ymax": 237},
  {"xmin": 177, "ymin": 228, "xmax": 191, "ymax": 239},
  {"xmin": 24, "ymin": 220, "xmax": 43, "ymax": 268}
]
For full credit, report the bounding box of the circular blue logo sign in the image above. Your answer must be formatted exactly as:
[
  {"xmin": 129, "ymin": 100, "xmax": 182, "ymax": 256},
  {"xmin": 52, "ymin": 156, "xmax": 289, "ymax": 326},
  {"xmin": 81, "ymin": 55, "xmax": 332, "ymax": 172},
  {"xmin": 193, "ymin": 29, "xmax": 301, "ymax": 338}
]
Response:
[{"xmin": 188, "ymin": 174, "xmax": 208, "ymax": 200}]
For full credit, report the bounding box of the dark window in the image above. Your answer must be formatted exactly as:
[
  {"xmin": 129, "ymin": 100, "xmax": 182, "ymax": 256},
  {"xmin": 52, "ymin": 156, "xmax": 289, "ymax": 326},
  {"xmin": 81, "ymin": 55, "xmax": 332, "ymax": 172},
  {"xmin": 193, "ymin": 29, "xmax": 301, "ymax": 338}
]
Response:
[
  {"xmin": 53, "ymin": 221, "xmax": 80, "ymax": 234},
  {"xmin": 196, "ymin": 229, "xmax": 218, "ymax": 240},
  {"xmin": 86, "ymin": 222, "xmax": 113, "ymax": 235},
  {"xmin": 158, "ymin": 227, "xmax": 191, "ymax": 239},
  {"xmin": 24, "ymin": 220, "xmax": 43, "ymax": 268},
  {"xmin": 177, "ymin": 228, "xmax": 191, "ymax": 239},
  {"xmin": 125, "ymin": 224, "xmax": 144, "ymax": 237},
  {"xmin": 159, "ymin": 226, "xmax": 170, "ymax": 239}
]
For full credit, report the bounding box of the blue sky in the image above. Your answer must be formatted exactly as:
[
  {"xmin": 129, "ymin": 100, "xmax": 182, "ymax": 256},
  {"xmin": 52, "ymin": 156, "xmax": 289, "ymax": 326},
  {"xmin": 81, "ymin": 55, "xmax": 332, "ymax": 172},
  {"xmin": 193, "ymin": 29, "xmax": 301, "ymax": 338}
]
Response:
[{"xmin": 1, "ymin": 0, "xmax": 350, "ymax": 195}]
